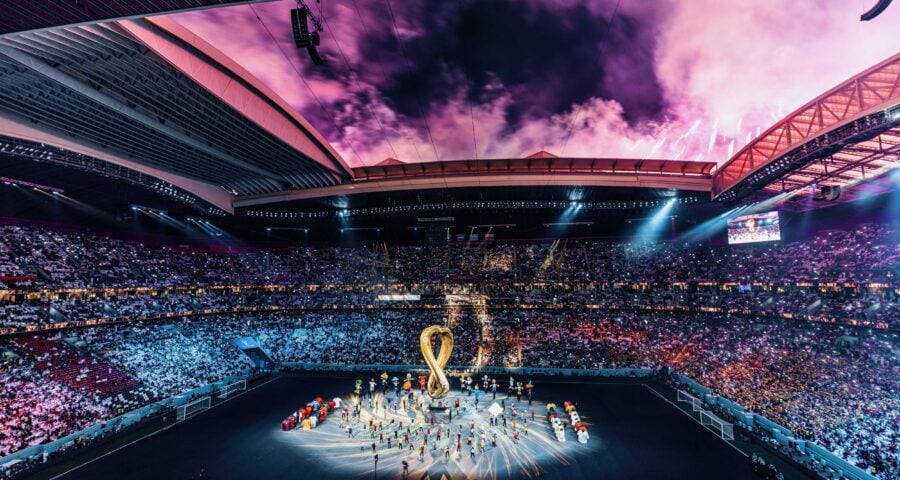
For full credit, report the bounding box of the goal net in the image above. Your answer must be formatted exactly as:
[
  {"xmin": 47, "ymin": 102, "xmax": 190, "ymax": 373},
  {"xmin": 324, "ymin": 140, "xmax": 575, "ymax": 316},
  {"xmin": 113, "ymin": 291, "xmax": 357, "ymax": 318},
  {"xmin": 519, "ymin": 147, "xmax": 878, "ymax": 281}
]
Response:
[
  {"xmin": 176, "ymin": 396, "xmax": 211, "ymax": 421},
  {"xmin": 219, "ymin": 379, "xmax": 247, "ymax": 399},
  {"xmin": 700, "ymin": 410, "xmax": 734, "ymax": 441},
  {"xmin": 676, "ymin": 390, "xmax": 704, "ymax": 412}
]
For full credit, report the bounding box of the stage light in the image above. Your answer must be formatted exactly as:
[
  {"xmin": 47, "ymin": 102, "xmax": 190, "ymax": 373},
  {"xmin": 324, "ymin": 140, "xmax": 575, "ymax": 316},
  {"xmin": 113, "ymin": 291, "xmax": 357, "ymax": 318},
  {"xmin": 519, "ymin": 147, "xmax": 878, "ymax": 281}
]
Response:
[
  {"xmin": 890, "ymin": 105, "xmax": 900, "ymax": 121},
  {"xmin": 813, "ymin": 185, "xmax": 841, "ymax": 202},
  {"xmin": 543, "ymin": 222, "xmax": 593, "ymax": 227},
  {"xmin": 291, "ymin": 7, "xmax": 312, "ymax": 48},
  {"xmin": 290, "ymin": 5, "xmax": 325, "ymax": 65}
]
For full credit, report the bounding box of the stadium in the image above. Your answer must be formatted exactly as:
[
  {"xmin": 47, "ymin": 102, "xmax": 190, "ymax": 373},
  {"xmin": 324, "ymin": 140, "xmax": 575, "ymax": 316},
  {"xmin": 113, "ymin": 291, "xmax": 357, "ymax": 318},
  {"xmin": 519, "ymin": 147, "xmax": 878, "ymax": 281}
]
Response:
[{"xmin": 0, "ymin": 1, "xmax": 897, "ymax": 479}]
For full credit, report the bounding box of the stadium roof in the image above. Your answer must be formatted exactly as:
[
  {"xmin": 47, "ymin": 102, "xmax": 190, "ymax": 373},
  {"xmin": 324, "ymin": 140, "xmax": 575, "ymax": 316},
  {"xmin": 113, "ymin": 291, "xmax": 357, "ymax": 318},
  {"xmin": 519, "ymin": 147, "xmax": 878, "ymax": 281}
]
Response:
[
  {"xmin": 235, "ymin": 155, "xmax": 715, "ymax": 207},
  {"xmin": 0, "ymin": 2, "xmax": 896, "ymax": 217},
  {"xmin": 0, "ymin": 9, "xmax": 715, "ymax": 214},
  {"xmin": 0, "ymin": 16, "xmax": 350, "ymax": 213},
  {"xmin": 713, "ymin": 53, "xmax": 900, "ymax": 209},
  {"xmin": 0, "ymin": 1, "xmax": 269, "ymax": 36}
]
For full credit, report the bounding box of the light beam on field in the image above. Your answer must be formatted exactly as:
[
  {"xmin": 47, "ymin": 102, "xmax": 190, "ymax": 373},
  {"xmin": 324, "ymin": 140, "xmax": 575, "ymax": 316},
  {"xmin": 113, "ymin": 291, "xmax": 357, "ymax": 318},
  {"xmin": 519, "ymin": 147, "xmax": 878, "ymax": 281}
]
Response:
[{"xmin": 276, "ymin": 389, "xmax": 583, "ymax": 480}]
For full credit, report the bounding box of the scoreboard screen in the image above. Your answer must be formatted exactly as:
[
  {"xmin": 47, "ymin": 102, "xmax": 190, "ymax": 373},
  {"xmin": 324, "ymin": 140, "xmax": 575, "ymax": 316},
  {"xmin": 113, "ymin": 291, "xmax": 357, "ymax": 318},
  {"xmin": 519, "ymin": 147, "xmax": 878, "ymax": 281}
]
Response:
[{"xmin": 727, "ymin": 211, "xmax": 781, "ymax": 244}]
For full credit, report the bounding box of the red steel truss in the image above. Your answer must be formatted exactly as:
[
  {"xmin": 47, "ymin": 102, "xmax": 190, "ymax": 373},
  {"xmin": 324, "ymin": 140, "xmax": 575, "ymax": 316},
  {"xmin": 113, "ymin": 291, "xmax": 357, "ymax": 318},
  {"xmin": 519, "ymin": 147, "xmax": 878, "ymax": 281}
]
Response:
[
  {"xmin": 713, "ymin": 53, "xmax": 900, "ymax": 199},
  {"xmin": 353, "ymin": 157, "xmax": 715, "ymax": 180}
]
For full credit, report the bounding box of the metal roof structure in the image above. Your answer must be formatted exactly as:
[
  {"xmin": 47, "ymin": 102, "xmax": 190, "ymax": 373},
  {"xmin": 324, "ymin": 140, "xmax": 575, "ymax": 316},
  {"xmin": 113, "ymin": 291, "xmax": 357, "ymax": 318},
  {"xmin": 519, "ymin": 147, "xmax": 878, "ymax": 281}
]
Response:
[
  {"xmin": 0, "ymin": 6, "xmax": 894, "ymax": 216},
  {"xmin": 0, "ymin": 10, "xmax": 715, "ymax": 214},
  {"xmin": 713, "ymin": 53, "xmax": 900, "ymax": 207},
  {"xmin": 0, "ymin": 16, "xmax": 351, "ymax": 213},
  {"xmin": 0, "ymin": 1, "xmax": 268, "ymax": 36},
  {"xmin": 352, "ymin": 156, "xmax": 716, "ymax": 180},
  {"xmin": 235, "ymin": 156, "xmax": 716, "ymax": 207}
]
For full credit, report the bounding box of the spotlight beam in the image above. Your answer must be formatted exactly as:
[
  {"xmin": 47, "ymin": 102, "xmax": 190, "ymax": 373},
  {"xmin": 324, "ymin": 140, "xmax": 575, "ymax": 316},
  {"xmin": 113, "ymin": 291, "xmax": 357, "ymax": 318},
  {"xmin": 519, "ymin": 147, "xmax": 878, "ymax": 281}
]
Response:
[
  {"xmin": 0, "ymin": 176, "xmax": 63, "ymax": 193},
  {"xmin": 680, "ymin": 205, "xmax": 750, "ymax": 243},
  {"xmin": 632, "ymin": 198, "xmax": 678, "ymax": 242}
]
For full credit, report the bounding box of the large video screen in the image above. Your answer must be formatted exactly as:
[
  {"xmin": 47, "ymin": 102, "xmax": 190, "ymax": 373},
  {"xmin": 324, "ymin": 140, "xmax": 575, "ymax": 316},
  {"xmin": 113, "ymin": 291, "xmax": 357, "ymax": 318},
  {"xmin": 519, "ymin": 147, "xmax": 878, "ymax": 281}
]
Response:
[{"xmin": 727, "ymin": 211, "xmax": 781, "ymax": 244}]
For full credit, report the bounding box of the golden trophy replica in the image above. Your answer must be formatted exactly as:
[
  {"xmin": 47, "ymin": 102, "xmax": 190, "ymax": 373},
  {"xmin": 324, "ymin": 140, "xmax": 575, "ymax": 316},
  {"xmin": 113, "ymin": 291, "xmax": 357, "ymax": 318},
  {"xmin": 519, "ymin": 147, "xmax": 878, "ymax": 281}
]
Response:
[{"xmin": 419, "ymin": 325, "xmax": 453, "ymax": 401}]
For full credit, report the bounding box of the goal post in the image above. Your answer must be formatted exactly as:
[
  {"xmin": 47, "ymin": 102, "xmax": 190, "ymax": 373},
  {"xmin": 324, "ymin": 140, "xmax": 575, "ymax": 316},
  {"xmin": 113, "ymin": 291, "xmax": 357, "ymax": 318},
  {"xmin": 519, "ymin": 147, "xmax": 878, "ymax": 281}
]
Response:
[
  {"xmin": 692, "ymin": 398, "xmax": 703, "ymax": 412},
  {"xmin": 176, "ymin": 396, "xmax": 211, "ymax": 421},
  {"xmin": 676, "ymin": 389, "xmax": 705, "ymax": 412},
  {"xmin": 700, "ymin": 410, "xmax": 734, "ymax": 441},
  {"xmin": 218, "ymin": 379, "xmax": 247, "ymax": 399}
]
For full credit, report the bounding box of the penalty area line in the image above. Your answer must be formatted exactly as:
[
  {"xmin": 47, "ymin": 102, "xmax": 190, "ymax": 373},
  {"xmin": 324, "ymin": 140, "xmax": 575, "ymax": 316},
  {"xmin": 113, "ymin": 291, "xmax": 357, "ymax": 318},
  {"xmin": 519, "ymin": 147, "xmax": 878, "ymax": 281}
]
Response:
[
  {"xmin": 49, "ymin": 375, "xmax": 280, "ymax": 480},
  {"xmin": 641, "ymin": 384, "xmax": 748, "ymax": 458}
]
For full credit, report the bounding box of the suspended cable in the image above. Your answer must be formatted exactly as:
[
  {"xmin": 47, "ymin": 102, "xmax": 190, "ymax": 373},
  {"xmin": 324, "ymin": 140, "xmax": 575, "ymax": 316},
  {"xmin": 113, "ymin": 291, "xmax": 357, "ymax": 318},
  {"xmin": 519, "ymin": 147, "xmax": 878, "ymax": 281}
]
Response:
[
  {"xmin": 384, "ymin": 0, "xmax": 441, "ymax": 161},
  {"xmin": 350, "ymin": 0, "xmax": 423, "ymax": 163},
  {"xmin": 454, "ymin": 0, "xmax": 479, "ymax": 160},
  {"xmin": 318, "ymin": 5, "xmax": 399, "ymax": 163},
  {"xmin": 248, "ymin": 3, "xmax": 365, "ymax": 167}
]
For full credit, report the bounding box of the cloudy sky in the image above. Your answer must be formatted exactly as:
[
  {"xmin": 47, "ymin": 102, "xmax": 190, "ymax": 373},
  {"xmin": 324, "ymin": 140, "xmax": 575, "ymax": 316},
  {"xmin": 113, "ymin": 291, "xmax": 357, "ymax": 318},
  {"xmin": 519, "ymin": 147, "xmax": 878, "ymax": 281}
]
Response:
[{"xmin": 171, "ymin": 0, "xmax": 900, "ymax": 167}]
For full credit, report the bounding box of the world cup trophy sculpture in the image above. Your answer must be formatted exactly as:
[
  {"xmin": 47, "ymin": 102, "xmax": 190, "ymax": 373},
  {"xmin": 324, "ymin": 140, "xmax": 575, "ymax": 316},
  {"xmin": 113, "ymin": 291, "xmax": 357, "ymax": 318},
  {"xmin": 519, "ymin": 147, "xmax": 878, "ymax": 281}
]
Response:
[{"xmin": 419, "ymin": 325, "xmax": 453, "ymax": 401}]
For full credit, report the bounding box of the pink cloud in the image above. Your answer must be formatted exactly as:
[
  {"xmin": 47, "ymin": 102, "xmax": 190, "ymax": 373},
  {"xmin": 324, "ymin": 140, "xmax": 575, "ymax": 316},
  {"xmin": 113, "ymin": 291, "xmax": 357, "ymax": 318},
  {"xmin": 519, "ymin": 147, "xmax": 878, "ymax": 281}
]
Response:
[{"xmin": 171, "ymin": 0, "xmax": 900, "ymax": 167}]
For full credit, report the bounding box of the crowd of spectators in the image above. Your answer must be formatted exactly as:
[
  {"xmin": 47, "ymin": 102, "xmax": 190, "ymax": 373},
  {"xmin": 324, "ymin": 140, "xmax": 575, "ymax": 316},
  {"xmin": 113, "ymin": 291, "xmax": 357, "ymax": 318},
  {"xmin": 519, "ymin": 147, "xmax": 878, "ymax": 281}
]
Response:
[
  {"xmin": 0, "ymin": 223, "xmax": 895, "ymax": 290},
  {"xmin": 0, "ymin": 308, "xmax": 896, "ymax": 477},
  {"xmin": 0, "ymin": 222, "xmax": 897, "ymax": 478},
  {"xmin": 0, "ymin": 357, "xmax": 109, "ymax": 457},
  {"xmin": 3, "ymin": 281, "xmax": 894, "ymax": 332},
  {"xmin": 80, "ymin": 321, "xmax": 252, "ymax": 400},
  {"xmin": 0, "ymin": 222, "xmax": 895, "ymax": 332}
]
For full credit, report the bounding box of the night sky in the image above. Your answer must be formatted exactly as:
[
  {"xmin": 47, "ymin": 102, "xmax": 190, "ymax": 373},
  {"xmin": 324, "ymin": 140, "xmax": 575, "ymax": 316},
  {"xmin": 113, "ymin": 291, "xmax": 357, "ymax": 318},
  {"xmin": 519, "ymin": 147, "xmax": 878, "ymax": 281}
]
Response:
[{"xmin": 172, "ymin": 0, "xmax": 900, "ymax": 166}]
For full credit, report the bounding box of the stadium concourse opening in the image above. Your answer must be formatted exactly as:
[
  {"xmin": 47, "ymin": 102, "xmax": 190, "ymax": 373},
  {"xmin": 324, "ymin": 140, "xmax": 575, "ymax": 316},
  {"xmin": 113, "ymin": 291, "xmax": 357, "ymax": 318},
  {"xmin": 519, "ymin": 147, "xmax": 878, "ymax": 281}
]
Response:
[{"xmin": 0, "ymin": 1, "xmax": 898, "ymax": 480}]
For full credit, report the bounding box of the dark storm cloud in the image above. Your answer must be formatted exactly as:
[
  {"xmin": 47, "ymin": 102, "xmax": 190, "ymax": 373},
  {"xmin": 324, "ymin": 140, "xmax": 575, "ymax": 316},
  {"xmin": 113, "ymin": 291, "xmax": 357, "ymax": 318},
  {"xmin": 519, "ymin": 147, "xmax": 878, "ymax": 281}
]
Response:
[
  {"xmin": 354, "ymin": 0, "xmax": 668, "ymax": 131},
  {"xmin": 177, "ymin": 0, "xmax": 900, "ymax": 165}
]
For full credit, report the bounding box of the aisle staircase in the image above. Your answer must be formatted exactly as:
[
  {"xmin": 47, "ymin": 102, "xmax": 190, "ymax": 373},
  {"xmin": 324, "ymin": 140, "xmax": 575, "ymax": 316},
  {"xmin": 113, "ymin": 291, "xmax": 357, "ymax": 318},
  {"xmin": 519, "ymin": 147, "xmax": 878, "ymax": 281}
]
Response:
[{"xmin": 232, "ymin": 337, "xmax": 275, "ymax": 371}]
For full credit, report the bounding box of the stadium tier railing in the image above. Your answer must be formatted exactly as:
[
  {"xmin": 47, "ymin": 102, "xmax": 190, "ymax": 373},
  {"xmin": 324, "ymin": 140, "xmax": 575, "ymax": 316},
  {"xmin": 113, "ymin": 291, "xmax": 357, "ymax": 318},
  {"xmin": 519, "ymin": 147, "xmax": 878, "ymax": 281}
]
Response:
[{"xmin": 2, "ymin": 302, "xmax": 892, "ymax": 337}]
